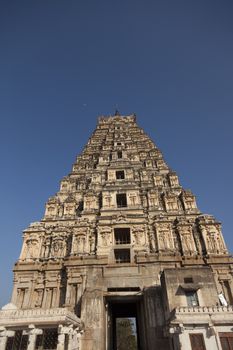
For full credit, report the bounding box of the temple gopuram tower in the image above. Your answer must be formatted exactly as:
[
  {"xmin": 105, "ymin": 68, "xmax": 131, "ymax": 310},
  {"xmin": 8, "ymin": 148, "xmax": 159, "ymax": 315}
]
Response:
[{"xmin": 1, "ymin": 113, "xmax": 233, "ymax": 350}]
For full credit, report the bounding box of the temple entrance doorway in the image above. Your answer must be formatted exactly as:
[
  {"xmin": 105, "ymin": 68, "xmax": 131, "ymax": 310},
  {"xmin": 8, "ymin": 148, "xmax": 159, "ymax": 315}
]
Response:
[{"xmin": 106, "ymin": 295, "xmax": 144, "ymax": 350}]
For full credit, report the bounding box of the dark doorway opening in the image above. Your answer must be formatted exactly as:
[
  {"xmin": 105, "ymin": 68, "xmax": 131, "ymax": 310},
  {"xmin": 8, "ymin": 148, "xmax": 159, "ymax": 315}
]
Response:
[{"xmin": 108, "ymin": 298, "xmax": 142, "ymax": 350}]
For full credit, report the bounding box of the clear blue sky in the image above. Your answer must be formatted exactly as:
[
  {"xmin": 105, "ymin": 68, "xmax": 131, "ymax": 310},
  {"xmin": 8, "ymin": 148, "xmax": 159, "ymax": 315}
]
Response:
[{"xmin": 0, "ymin": 0, "xmax": 232, "ymax": 307}]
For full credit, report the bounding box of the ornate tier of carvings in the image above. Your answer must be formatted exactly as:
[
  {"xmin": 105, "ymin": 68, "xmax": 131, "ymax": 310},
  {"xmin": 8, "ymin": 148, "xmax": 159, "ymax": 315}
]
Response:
[
  {"xmin": 84, "ymin": 191, "xmax": 99, "ymax": 211},
  {"xmin": 181, "ymin": 190, "xmax": 198, "ymax": 212},
  {"xmin": 44, "ymin": 196, "xmax": 60, "ymax": 219},
  {"xmin": 50, "ymin": 235, "xmax": 67, "ymax": 259},
  {"xmin": 176, "ymin": 218, "xmax": 197, "ymax": 256},
  {"xmin": 153, "ymin": 175, "xmax": 164, "ymax": 187},
  {"xmin": 168, "ymin": 172, "xmax": 180, "ymax": 188},
  {"xmin": 72, "ymin": 227, "xmax": 90, "ymax": 255},
  {"xmin": 63, "ymin": 196, "xmax": 77, "ymax": 218},
  {"xmin": 131, "ymin": 225, "xmax": 147, "ymax": 247},
  {"xmin": 148, "ymin": 190, "xmax": 159, "ymax": 208},
  {"xmin": 20, "ymin": 224, "xmax": 44, "ymax": 261},
  {"xmin": 197, "ymin": 215, "xmax": 228, "ymax": 255},
  {"xmin": 154, "ymin": 220, "xmax": 175, "ymax": 253},
  {"xmin": 98, "ymin": 226, "xmax": 112, "ymax": 248},
  {"xmin": 111, "ymin": 213, "xmax": 127, "ymax": 224},
  {"xmin": 128, "ymin": 191, "xmax": 140, "ymax": 207},
  {"xmin": 163, "ymin": 192, "xmax": 179, "ymax": 212},
  {"xmin": 103, "ymin": 191, "xmax": 114, "ymax": 209}
]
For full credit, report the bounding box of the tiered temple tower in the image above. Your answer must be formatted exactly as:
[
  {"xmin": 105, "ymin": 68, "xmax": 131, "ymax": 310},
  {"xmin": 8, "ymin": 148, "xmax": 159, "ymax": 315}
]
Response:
[{"xmin": 0, "ymin": 113, "xmax": 233, "ymax": 350}]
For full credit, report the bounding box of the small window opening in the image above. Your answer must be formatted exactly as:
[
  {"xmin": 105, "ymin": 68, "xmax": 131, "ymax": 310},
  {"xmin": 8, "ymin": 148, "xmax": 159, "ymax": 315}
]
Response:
[
  {"xmin": 107, "ymin": 287, "xmax": 140, "ymax": 292},
  {"xmin": 109, "ymin": 153, "xmax": 112, "ymax": 161},
  {"xmin": 117, "ymin": 151, "xmax": 122, "ymax": 159},
  {"xmin": 114, "ymin": 228, "xmax": 130, "ymax": 244},
  {"xmin": 116, "ymin": 193, "xmax": 127, "ymax": 208},
  {"xmin": 77, "ymin": 201, "xmax": 84, "ymax": 212},
  {"xmin": 117, "ymin": 142, "xmax": 121, "ymax": 146},
  {"xmin": 99, "ymin": 194, "xmax": 103, "ymax": 209},
  {"xmin": 186, "ymin": 290, "xmax": 199, "ymax": 307},
  {"xmin": 114, "ymin": 249, "xmax": 130, "ymax": 263},
  {"xmin": 116, "ymin": 171, "xmax": 125, "ymax": 180},
  {"xmin": 184, "ymin": 277, "xmax": 193, "ymax": 284}
]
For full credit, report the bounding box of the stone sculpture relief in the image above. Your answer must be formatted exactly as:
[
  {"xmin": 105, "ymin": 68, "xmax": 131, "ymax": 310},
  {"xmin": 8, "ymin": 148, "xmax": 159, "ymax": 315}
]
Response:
[
  {"xmin": 155, "ymin": 222, "xmax": 175, "ymax": 252},
  {"xmin": 176, "ymin": 223, "xmax": 197, "ymax": 255},
  {"xmin": 21, "ymin": 236, "xmax": 40, "ymax": 260},
  {"xmin": 98, "ymin": 227, "xmax": 112, "ymax": 247},
  {"xmin": 51, "ymin": 237, "xmax": 67, "ymax": 258},
  {"xmin": 132, "ymin": 225, "xmax": 146, "ymax": 246}
]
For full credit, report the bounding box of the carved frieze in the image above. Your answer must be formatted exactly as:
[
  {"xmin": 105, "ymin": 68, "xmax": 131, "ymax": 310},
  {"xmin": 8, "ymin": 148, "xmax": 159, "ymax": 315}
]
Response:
[
  {"xmin": 44, "ymin": 196, "xmax": 60, "ymax": 219},
  {"xmin": 154, "ymin": 220, "xmax": 175, "ymax": 252},
  {"xmin": 168, "ymin": 172, "xmax": 179, "ymax": 188},
  {"xmin": 181, "ymin": 190, "xmax": 197, "ymax": 211},
  {"xmin": 21, "ymin": 235, "xmax": 41, "ymax": 261},
  {"xmin": 153, "ymin": 175, "xmax": 163, "ymax": 187},
  {"xmin": 176, "ymin": 218, "xmax": 197, "ymax": 255},
  {"xmin": 197, "ymin": 215, "xmax": 228, "ymax": 255},
  {"xmin": 163, "ymin": 192, "xmax": 179, "ymax": 212},
  {"xmin": 72, "ymin": 227, "xmax": 89, "ymax": 255},
  {"xmin": 132, "ymin": 225, "xmax": 146, "ymax": 246},
  {"xmin": 84, "ymin": 191, "xmax": 98, "ymax": 211},
  {"xmin": 98, "ymin": 226, "xmax": 112, "ymax": 247},
  {"xmin": 128, "ymin": 191, "xmax": 140, "ymax": 206},
  {"xmin": 148, "ymin": 190, "xmax": 159, "ymax": 208},
  {"xmin": 64, "ymin": 196, "xmax": 77, "ymax": 218}
]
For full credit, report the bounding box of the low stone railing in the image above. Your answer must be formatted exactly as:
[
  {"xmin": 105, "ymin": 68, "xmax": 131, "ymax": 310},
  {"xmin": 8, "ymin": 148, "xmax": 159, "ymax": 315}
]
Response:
[
  {"xmin": 175, "ymin": 305, "xmax": 233, "ymax": 314},
  {"xmin": 0, "ymin": 307, "xmax": 82, "ymax": 328},
  {"xmin": 0, "ymin": 307, "xmax": 69, "ymax": 318}
]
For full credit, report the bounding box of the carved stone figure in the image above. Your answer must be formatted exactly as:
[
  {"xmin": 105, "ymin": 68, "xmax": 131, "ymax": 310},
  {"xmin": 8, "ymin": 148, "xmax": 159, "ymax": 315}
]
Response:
[
  {"xmin": 98, "ymin": 227, "xmax": 112, "ymax": 247},
  {"xmin": 51, "ymin": 238, "xmax": 66, "ymax": 258},
  {"xmin": 22, "ymin": 238, "xmax": 40, "ymax": 260},
  {"xmin": 132, "ymin": 226, "xmax": 145, "ymax": 245},
  {"xmin": 155, "ymin": 222, "xmax": 174, "ymax": 251}
]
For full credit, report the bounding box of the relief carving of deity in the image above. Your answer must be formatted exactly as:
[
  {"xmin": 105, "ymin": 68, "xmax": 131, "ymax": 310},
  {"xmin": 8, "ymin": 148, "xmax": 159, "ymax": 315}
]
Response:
[
  {"xmin": 178, "ymin": 225, "xmax": 195, "ymax": 254},
  {"xmin": 129, "ymin": 193, "xmax": 137, "ymax": 206},
  {"xmin": 73, "ymin": 233, "xmax": 87, "ymax": 254},
  {"xmin": 104, "ymin": 194, "xmax": 112, "ymax": 207},
  {"xmin": 46, "ymin": 204, "xmax": 58, "ymax": 218},
  {"xmin": 42, "ymin": 237, "xmax": 51, "ymax": 258},
  {"xmin": 35, "ymin": 289, "xmax": 44, "ymax": 308},
  {"xmin": 65, "ymin": 204, "xmax": 74, "ymax": 215},
  {"xmin": 132, "ymin": 226, "xmax": 145, "ymax": 245},
  {"xmin": 149, "ymin": 231, "xmax": 157, "ymax": 251},
  {"xmin": 149, "ymin": 192, "xmax": 158, "ymax": 207},
  {"xmin": 51, "ymin": 238, "xmax": 66, "ymax": 258},
  {"xmin": 200, "ymin": 224, "xmax": 226, "ymax": 254},
  {"xmin": 156, "ymin": 224, "xmax": 174, "ymax": 251},
  {"xmin": 89, "ymin": 234, "xmax": 96, "ymax": 253},
  {"xmin": 166, "ymin": 198, "xmax": 178, "ymax": 211},
  {"xmin": 181, "ymin": 232, "xmax": 194, "ymax": 253},
  {"xmin": 23, "ymin": 238, "xmax": 39, "ymax": 260},
  {"xmin": 99, "ymin": 227, "xmax": 111, "ymax": 247}
]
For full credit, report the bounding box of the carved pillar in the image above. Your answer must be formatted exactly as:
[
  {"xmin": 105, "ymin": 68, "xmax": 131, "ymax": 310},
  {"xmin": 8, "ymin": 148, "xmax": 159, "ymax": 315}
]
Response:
[
  {"xmin": 57, "ymin": 333, "xmax": 66, "ymax": 350},
  {"xmin": 65, "ymin": 283, "xmax": 72, "ymax": 306},
  {"xmin": 57, "ymin": 325, "xmax": 73, "ymax": 350},
  {"xmin": 0, "ymin": 328, "xmax": 8, "ymax": 350},
  {"xmin": 0, "ymin": 328, "xmax": 15, "ymax": 350},
  {"xmin": 23, "ymin": 288, "xmax": 30, "ymax": 308},
  {"xmin": 27, "ymin": 325, "xmax": 42, "ymax": 350}
]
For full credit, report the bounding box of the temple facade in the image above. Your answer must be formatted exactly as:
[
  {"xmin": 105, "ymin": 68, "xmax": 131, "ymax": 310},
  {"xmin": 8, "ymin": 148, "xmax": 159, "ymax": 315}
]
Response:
[{"xmin": 0, "ymin": 113, "xmax": 233, "ymax": 350}]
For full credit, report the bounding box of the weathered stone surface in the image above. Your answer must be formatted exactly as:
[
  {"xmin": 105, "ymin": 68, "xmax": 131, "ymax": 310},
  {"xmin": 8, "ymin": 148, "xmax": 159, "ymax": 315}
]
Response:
[{"xmin": 1, "ymin": 113, "xmax": 233, "ymax": 349}]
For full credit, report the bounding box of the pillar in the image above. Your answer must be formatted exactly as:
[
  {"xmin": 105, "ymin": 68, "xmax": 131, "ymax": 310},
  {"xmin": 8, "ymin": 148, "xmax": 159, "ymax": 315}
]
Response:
[
  {"xmin": 0, "ymin": 328, "xmax": 7, "ymax": 350},
  {"xmin": 57, "ymin": 325, "xmax": 71, "ymax": 350},
  {"xmin": 27, "ymin": 325, "xmax": 42, "ymax": 350},
  {"xmin": 0, "ymin": 328, "xmax": 15, "ymax": 350}
]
